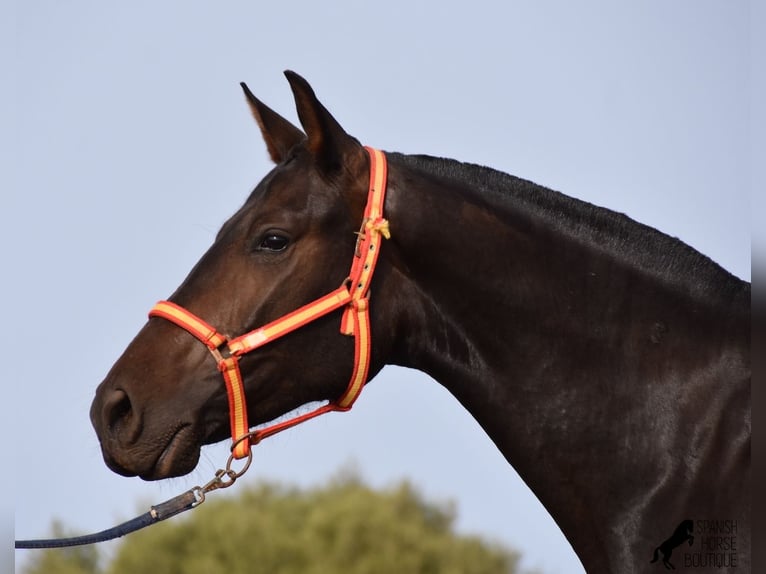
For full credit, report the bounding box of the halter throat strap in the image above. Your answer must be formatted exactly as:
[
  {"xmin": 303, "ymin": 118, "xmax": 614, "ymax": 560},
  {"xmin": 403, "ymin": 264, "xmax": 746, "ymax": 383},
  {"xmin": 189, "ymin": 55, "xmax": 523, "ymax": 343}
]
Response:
[{"xmin": 149, "ymin": 147, "xmax": 389, "ymax": 458}]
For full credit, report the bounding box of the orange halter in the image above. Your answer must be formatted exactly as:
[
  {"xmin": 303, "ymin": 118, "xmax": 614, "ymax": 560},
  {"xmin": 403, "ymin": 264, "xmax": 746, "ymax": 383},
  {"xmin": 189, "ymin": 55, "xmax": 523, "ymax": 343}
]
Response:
[{"xmin": 149, "ymin": 147, "xmax": 390, "ymax": 459}]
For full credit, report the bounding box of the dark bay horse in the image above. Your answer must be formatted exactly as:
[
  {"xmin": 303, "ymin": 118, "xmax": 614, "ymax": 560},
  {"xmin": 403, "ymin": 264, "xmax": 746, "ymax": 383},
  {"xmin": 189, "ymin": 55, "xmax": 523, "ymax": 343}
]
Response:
[{"xmin": 90, "ymin": 72, "xmax": 750, "ymax": 573}]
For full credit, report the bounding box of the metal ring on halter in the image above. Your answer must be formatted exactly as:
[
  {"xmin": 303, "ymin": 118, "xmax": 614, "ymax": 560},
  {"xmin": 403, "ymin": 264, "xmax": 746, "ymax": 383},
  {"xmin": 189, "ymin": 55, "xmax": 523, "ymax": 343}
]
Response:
[{"xmin": 226, "ymin": 433, "xmax": 255, "ymax": 477}]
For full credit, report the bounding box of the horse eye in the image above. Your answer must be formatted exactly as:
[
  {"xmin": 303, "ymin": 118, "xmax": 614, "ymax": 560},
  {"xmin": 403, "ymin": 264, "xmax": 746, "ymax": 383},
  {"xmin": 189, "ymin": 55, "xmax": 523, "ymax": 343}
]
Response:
[{"xmin": 258, "ymin": 234, "xmax": 289, "ymax": 252}]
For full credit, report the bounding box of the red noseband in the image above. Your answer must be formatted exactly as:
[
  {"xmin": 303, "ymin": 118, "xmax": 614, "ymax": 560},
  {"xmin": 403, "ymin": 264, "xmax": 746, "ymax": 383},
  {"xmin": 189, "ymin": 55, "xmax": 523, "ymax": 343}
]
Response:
[{"xmin": 149, "ymin": 147, "xmax": 390, "ymax": 458}]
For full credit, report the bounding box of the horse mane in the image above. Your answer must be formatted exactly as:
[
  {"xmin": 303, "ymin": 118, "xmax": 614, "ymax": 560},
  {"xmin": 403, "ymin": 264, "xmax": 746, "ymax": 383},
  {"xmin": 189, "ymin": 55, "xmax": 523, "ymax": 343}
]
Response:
[{"xmin": 390, "ymin": 152, "xmax": 748, "ymax": 306}]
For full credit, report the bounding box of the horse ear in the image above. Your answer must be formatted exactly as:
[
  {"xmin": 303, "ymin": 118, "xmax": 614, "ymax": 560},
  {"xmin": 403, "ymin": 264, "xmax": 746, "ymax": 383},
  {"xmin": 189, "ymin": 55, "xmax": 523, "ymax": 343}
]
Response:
[
  {"xmin": 240, "ymin": 82, "xmax": 306, "ymax": 164},
  {"xmin": 283, "ymin": 70, "xmax": 364, "ymax": 174}
]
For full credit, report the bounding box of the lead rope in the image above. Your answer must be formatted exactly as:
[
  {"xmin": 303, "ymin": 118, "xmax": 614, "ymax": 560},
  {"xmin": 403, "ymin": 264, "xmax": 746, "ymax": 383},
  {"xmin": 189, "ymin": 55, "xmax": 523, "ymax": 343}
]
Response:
[{"xmin": 15, "ymin": 436, "xmax": 254, "ymax": 549}]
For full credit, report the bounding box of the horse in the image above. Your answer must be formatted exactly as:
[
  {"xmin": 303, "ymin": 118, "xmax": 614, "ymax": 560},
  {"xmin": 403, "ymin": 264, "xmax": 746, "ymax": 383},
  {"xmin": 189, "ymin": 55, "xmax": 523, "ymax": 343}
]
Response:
[{"xmin": 90, "ymin": 71, "xmax": 750, "ymax": 573}]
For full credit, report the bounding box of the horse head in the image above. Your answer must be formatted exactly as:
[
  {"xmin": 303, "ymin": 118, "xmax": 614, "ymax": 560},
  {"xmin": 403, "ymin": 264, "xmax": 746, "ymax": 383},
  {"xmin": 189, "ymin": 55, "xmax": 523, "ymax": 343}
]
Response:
[{"xmin": 90, "ymin": 72, "xmax": 395, "ymax": 479}]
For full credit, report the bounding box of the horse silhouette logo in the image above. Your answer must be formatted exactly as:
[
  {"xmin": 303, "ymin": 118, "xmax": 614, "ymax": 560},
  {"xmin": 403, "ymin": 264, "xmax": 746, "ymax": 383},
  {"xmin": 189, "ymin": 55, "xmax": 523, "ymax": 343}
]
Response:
[{"xmin": 651, "ymin": 519, "xmax": 694, "ymax": 569}]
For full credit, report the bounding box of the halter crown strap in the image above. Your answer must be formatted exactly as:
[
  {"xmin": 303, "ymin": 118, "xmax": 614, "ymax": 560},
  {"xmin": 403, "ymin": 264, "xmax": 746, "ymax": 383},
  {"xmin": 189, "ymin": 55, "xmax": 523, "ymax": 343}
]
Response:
[{"xmin": 149, "ymin": 146, "xmax": 389, "ymax": 459}]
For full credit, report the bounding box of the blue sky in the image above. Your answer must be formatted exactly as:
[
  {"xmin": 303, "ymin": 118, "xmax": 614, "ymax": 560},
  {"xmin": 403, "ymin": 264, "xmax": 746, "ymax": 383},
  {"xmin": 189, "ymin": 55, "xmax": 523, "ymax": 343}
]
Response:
[{"xmin": 10, "ymin": 2, "xmax": 757, "ymax": 573}]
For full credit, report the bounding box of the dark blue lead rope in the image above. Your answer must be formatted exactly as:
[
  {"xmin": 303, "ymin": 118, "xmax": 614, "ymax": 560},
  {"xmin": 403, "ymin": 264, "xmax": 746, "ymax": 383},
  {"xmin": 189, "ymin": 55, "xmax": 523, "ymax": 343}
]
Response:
[
  {"xmin": 16, "ymin": 431, "xmax": 253, "ymax": 550},
  {"xmin": 15, "ymin": 489, "xmax": 200, "ymax": 549}
]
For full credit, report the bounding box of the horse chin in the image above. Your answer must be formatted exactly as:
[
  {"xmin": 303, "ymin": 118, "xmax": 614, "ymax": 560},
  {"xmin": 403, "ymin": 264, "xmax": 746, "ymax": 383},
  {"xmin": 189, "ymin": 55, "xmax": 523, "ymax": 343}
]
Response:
[
  {"xmin": 101, "ymin": 425, "xmax": 202, "ymax": 480},
  {"xmin": 140, "ymin": 425, "xmax": 202, "ymax": 480}
]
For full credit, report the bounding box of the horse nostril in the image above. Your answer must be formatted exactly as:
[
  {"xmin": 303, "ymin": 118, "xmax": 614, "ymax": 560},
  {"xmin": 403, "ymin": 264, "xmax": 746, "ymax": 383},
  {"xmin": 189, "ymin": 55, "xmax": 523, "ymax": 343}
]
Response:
[{"xmin": 104, "ymin": 389, "xmax": 133, "ymax": 434}]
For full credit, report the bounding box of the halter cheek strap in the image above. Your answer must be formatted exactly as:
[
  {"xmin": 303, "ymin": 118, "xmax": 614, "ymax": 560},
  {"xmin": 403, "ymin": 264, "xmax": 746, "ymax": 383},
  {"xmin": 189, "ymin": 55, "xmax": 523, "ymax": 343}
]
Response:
[{"xmin": 149, "ymin": 147, "xmax": 389, "ymax": 459}]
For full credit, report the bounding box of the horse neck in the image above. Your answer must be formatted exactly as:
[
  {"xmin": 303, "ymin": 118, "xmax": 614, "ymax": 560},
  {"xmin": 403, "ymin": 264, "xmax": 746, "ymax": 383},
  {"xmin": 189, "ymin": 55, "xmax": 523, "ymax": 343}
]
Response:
[{"xmin": 379, "ymin": 154, "xmax": 750, "ymax": 571}]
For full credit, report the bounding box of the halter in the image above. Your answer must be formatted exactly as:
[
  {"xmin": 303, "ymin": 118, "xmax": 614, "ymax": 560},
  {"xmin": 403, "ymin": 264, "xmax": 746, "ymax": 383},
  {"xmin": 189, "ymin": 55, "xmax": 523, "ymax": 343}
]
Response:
[{"xmin": 149, "ymin": 147, "xmax": 389, "ymax": 459}]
